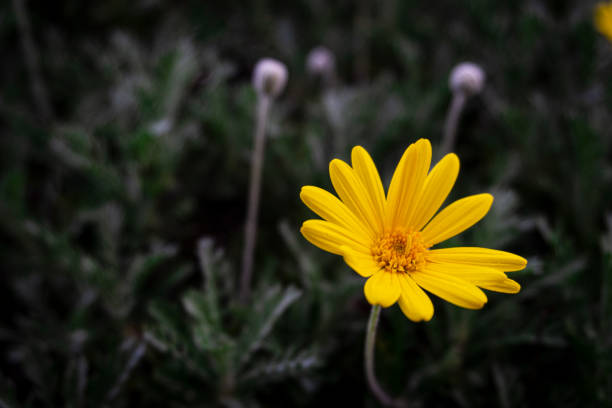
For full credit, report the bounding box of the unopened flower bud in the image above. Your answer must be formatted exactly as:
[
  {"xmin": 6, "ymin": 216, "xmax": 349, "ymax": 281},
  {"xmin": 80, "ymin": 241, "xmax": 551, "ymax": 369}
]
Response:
[
  {"xmin": 306, "ymin": 46, "xmax": 335, "ymax": 77},
  {"xmin": 449, "ymin": 62, "xmax": 485, "ymax": 96},
  {"xmin": 253, "ymin": 58, "xmax": 288, "ymax": 98}
]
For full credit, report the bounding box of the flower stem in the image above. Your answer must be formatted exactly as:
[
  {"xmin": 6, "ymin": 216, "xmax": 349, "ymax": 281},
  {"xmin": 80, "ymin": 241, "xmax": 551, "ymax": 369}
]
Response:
[
  {"xmin": 12, "ymin": 0, "xmax": 54, "ymax": 123},
  {"xmin": 365, "ymin": 304, "xmax": 394, "ymax": 406},
  {"xmin": 240, "ymin": 96, "xmax": 271, "ymax": 302},
  {"xmin": 440, "ymin": 91, "xmax": 466, "ymax": 156}
]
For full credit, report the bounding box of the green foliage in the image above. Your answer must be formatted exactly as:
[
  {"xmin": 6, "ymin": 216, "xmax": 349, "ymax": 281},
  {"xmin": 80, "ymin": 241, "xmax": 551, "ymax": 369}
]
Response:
[{"xmin": 145, "ymin": 238, "xmax": 317, "ymax": 406}]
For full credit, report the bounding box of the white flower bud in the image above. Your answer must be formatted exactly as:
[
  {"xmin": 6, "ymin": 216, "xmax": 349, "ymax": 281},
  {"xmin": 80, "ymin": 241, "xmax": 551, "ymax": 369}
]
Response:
[
  {"xmin": 306, "ymin": 46, "xmax": 335, "ymax": 77},
  {"xmin": 449, "ymin": 62, "xmax": 485, "ymax": 96},
  {"xmin": 252, "ymin": 58, "xmax": 288, "ymax": 98}
]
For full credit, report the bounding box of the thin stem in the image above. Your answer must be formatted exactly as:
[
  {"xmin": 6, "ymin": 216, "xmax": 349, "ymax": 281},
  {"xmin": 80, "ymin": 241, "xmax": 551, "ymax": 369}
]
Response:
[
  {"xmin": 12, "ymin": 0, "xmax": 53, "ymax": 122},
  {"xmin": 240, "ymin": 96, "xmax": 271, "ymax": 302},
  {"xmin": 353, "ymin": 0, "xmax": 371, "ymax": 82},
  {"xmin": 440, "ymin": 91, "xmax": 466, "ymax": 156},
  {"xmin": 365, "ymin": 305, "xmax": 394, "ymax": 406}
]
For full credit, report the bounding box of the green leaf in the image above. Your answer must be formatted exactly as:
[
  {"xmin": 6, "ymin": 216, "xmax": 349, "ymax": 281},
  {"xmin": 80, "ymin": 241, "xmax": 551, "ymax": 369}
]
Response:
[
  {"xmin": 236, "ymin": 285, "xmax": 302, "ymax": 371},
  {"xmin": 196, "ymin": 237, "xmax": 224, "ymax": 328},
  {"xmin": 241, "ymin": 348, "xmax": 321, "ymax": 385}
]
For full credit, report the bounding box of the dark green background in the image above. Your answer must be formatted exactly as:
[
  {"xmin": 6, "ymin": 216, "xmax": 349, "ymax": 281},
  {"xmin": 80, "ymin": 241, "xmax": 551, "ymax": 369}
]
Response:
[{"xmin": 1, "ymin": 0, "xmax": 611, "ymax": 406}]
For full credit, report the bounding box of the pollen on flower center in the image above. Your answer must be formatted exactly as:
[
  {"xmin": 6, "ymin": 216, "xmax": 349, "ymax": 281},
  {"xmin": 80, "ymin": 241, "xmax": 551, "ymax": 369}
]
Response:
[{"xmin": 371, "ymin": 230, "xmax": 428, "ymax": 274}]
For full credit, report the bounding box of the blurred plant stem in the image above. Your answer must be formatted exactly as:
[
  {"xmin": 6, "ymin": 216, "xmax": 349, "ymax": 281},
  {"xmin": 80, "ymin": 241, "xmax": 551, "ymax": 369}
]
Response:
[
  {"xmin": 440, "ymin": 92, "xmax": 466, "ymax": 156},
  {"xmin": 353, "ymin": 0, "xmax": 371, "ymax": 82},
  {"xmin": 365, "ymin": 305, "xmax": 395, "ymax": 407},
  {"xmin": 240, "ymin": 96, "xmax": 271, "ymax": 302},
  {"xmin": 12, "ymin": 0, "xmax": 53, "ymax": 122}
]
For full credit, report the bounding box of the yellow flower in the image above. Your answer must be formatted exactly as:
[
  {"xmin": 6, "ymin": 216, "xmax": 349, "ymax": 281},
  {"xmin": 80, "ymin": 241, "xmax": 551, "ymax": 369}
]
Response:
[
  {"xmin": 595, "ymin": 1, "xmax": 612, "ymax": 42},
  {"xmin": 300, "ymin": 139, "xmax": 527, "ymax": 322}
]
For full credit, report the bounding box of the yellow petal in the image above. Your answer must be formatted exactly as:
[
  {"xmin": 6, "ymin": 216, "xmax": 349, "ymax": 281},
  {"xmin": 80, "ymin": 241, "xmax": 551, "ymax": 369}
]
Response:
[
  {"xmin": 420, "ymin": 193, "xmax": 493, "ymax": 246},
  {"xmin": 300, "ymin": 186, "xmax": 374, "ymax": 240},
  {"xmin": 397, "ymin": 274, "xmax": 434, "ymax": 321},
  {"xmin": 341, "ymin": 245, "xmax": 379, "ymax": 277},
  {"xmin": 595, "ymin": 4, "xmax": 612, "ymax": 37},
  {"xmin": 329, "ymin": 159, "xmax": 382, "ymax": 234},
  {"xmin": 426, "ymin": 247, "xmax": 527, "ymax": 272},
  {"xmin": 385, "ymin": 139, "xmax": 432, "ymax": 229},
  {"xmin": 424, "ymin": 261, "xmax": 521, "ymax": 294},
  {"xmin": 351, "ymin": 146, "xmax": 386, "ymax": 228},
  {"xmin": 473, "ymin": 278, "xmax": 521, "ymax": 294},
  {"xmin": 300, "ymin": 220, "xmax": 370, "ymax": 256},
  {"xmin": 410, "ymin": 153, "xmax": 460, "ymax": 231},
  {"xmin": 411, "ymin": 270, "xmax": 487, "ymax": 310},
  {"xmin": 425, "ymin": 261, "xmax": 508, "ymax": 281},
  {"xmin": 364, "ymin": 270, "xmax": 401, "ymax": 307}
]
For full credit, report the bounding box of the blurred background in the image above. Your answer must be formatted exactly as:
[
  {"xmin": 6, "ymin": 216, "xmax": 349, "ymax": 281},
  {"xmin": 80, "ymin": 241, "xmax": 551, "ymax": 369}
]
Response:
[{"xmin": 1, "ymin": 0, "xmax": 612, "ymax": 406}]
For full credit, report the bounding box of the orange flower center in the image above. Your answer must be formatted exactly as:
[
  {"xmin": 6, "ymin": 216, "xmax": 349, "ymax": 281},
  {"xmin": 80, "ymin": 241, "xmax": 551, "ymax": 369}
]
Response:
[{"xmin": 371, "ymin": 230, "xmax": 428, "ymax": 274}]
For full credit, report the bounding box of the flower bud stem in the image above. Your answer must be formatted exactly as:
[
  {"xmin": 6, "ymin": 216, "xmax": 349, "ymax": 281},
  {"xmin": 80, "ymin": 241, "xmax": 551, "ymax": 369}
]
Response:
[
  {"xmin": 440, "ymin": 91, "xmax": 466, "ymax": 156},
  {"xmin": 365, "ymin": 305, "xmax": 394, "ymax": 406},
  {"xmin": 240, "ymin": 96, "xmax": 271, "ymax": 302}
]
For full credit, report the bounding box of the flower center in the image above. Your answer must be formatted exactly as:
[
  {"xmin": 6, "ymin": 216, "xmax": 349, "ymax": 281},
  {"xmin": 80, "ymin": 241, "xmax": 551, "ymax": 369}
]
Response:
[{"xmin": 371, "ymin": 230, "xmax": 428, "ymax": 274}]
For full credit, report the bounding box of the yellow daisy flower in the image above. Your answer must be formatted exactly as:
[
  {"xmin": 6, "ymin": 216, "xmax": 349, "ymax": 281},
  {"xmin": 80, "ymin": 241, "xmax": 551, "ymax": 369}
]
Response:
[
  {"xmin": 595, "ymin": 2, "xmax": 612, "ymax": 42},
  {"xmin": 300, "ymin": 139, "xmax": 527, "ymax": 322}
]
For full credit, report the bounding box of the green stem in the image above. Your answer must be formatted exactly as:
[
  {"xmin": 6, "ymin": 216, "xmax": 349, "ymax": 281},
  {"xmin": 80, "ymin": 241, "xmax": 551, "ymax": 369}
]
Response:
[
  {"xmin": 440, "ymin": 91, "xmax": 466, "ymax": 156},
  {"xmin": 12, "ymin": 0, "xmax": 54, "ymax": 122},
  {"xmin": 365, "ymin": 305, "xmax": 394, "ymax": 406},
  {"xmin": 240, "ymin": 96, "xmax": 271, "ymax": 302}
]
